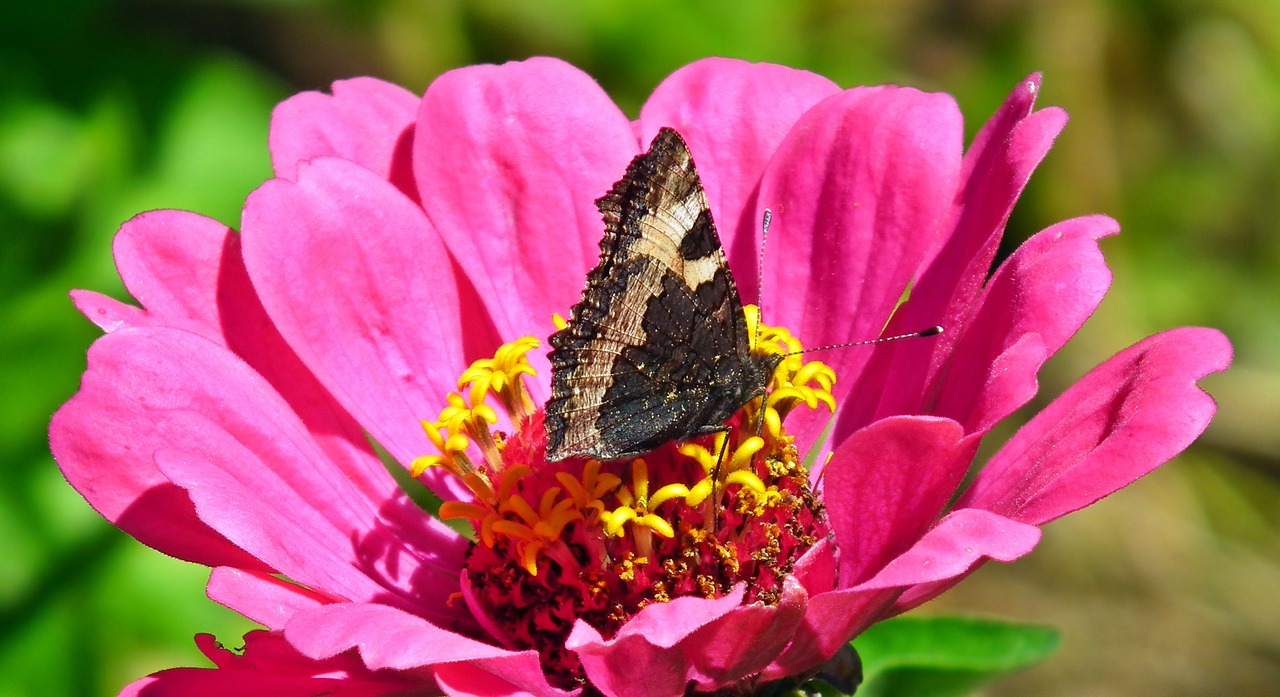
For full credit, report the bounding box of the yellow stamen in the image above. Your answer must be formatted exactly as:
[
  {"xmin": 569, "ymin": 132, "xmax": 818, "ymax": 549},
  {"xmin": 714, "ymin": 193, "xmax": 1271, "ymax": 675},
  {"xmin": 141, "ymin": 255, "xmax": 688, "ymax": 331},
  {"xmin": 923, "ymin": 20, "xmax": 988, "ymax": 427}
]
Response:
[
  {"xmin": 412, "ymin": 420, "xmax": 497, "ymax": 501},
  {"xmin": 630, "ymin": 459, "xmax": 651, "ymax": 502},
  {"xmin": 504, "ymin": 493, "xmax": 541, "ymax": 528},
  {"xmin": 458, "ymin": 336, "xmax": 539, "ymax": 425},
  {"xmin": 438, "ymin": 501, "xmax": 491, "ymax": 522},
  {"xmin": 438, "ymin": 393, "xmax": 503, "ymax": 471},
  {"xmin": 518, "ymin": 543, "xmax": 542, "ymax": 576},
  {"xmin": 677, "ymin": 436, "xmax": 723, "ymax": 476},
  {"xmin": 414, "ymin": 310, "xmax": 839, "ymax": 582},
  {"xmin": 648, "ymin": 482, "xmax": 692, "ymax": 509},
  {"xmin": 793, "ymin": 361, "xmax": 836, "ymax": 391},
  {"xmin": 489, "ymin": 519, "xmax": 537, "ymax": 542},
  {"xmin": 725, "ymin": 469, "xmax": 768, "ymax": 494},
  {"xmin": 743, "ymin": 304, "xmax": 838, "ymax": 428},
  {"xmin": 684, "ymin": 478, "xmax": 714, "ymax": 506},
  {"xmin": 555, "ymin": 460, "xmax": 621, "ymax": 516},
  {"xmin": 532, "ymin": 502, "xmax": 580, "ymax": 540},
  {"xmin": 638, "ymin": 515, "xmax": 675, "ymax": 539},
  {"xmin": 496, "ymin": 465, "xmax": 532, "ymax": 502},
  {"xmin": 674, "ymin": 431, "xmax": 784, "ymax": 515},
  {"xmin": 731, "ymin": 436, "xmax": 766, "ymax": 471},
  {"xmin": 600, "ymin": 459, "xmax": 679, "ymax": 553}
]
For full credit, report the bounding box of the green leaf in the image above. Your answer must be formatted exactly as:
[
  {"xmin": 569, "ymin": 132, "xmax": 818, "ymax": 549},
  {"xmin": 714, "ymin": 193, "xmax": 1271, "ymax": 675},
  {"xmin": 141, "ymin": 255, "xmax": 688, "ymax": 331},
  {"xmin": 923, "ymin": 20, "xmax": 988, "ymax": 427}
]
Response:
[{"xmin": 850, "ymin": 615, "xmax": 1060, "ymax": 697}]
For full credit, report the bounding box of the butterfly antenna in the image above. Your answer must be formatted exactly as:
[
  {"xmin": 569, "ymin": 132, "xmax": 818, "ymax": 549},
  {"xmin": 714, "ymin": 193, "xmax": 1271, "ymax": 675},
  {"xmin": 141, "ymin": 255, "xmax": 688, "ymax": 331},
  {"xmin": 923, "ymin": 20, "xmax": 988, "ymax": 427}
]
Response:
[
  {"xmin": 712, "ymin": 208, "xmax": 776, "ymax": 536},
  {"xmin": 755, "ymin": 208, "xmax": 772, "ymax": 331},
  {"xmin": 749, "ymin": 208, "xmax": 775, "ymax": 447},
  {"xmin": 783, "ymin": 325, "xmax": 944, "ymax": 358}
]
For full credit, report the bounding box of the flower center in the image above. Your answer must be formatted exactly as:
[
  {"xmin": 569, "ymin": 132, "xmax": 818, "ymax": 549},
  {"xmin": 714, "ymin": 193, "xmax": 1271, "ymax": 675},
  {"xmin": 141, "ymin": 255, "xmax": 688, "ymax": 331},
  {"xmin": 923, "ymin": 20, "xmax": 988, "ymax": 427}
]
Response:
[{"xmin": 413, "ymin": 307, "xmax": 836, "ymax": 688}]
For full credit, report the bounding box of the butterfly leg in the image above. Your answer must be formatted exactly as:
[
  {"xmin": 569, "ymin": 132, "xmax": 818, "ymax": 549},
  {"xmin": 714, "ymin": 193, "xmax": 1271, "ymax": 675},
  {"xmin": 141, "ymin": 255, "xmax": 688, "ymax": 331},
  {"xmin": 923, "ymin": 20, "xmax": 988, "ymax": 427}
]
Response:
[{"xmin": 705, "ymin": 424, "xmax": 732, "ymax": 534}]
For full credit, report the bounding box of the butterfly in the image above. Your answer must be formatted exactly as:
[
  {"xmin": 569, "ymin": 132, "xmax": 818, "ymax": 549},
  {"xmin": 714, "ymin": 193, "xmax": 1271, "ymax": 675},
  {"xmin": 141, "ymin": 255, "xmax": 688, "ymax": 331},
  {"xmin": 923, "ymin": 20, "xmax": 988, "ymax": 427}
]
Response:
[{"xmin": 544, "ymin": 127, "xmax": 781, "ymax": 462}]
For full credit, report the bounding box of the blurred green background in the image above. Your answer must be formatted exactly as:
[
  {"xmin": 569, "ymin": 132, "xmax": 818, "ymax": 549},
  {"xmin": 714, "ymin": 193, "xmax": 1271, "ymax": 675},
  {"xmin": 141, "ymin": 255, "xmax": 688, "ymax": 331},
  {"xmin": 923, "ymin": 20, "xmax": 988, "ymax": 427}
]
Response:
[{"xmin": 2, "ymin": 1, "xmax": 1276, "ymax": 695}]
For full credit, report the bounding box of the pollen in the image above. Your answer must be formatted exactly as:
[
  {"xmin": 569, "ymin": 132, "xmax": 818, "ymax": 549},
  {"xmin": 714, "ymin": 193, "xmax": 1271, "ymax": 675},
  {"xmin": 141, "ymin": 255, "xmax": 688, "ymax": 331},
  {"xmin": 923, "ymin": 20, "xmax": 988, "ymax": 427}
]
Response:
[{"xmin": 414, "ymin": 314, "xmax": 834, "ymax": 688}]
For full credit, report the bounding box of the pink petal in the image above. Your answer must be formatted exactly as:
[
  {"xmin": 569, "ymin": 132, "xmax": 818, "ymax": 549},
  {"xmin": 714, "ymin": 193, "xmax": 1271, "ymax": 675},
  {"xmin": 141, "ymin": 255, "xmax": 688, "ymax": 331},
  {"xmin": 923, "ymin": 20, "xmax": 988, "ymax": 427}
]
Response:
[
  {"xmin": 636, "ymin": 57, "xmax": 840, "ymax": 284},
  {"xmin": 206, "ymin": 567, "xmax": 328, "ymax": 631},
  {"xmin": 765, "ymin": 509, "xmax": 1040, "ymax": 680},
  {"xmin": 933, "ymin": 215, "xmax": 1118, "ymax": 435},
  {"xmin": 50, "ymin": 333, "xmax": 265, "ymax": 570},
  {"xmin": 269, "ymin": 77, "xmax": 420, "ymax": 200},
  {"xmin": 77, "ymin": 211, "xmax": 231, "ymax": 337},
  {"xmin": 760, "ymin": 587, "xmax": 890, "ymax": 682},
  {"xmin": 566, "ymin": 588, "xmax": 746, "ymax": 697},
  {"xmin": 285, "ymin": 603, "xmax": 571, "ymax": 697},
  {"xmin": 894, "ymin": 328, "xmax": 1230, "ymax": 613},
  {"xmin": 241, "ymin": 157, "xmax": 472, "ymax": 499},
  {"xmin": 837, "ymin": 74, "xmax": 1070, "ymax": 439},
  {"xmin": 789, "ymin": 536, "xmax": 837, "ymax": 595},
  {"xmin": 71, "ymin": 288, "xmax": 146, "ymax": 333},
  {"xmin": 684, "ymin": 577, "xmax": 809, "ymax": 690},
  {"xmin": 756, "ymin": 85, "xmax": 963, "ymax": 451},
  {"xmin": 286, "ymin": 602, "xmax": 506, "ymax": 665},
  {"xmin": 119, "ymin": 631, "xmax": 414, "ymax": 697},
  {"xmin": 853, "ymin": 508, "xmax": 1041, "ymax": 591},
  {"xmin": 822, "ymin": 416, "xmax": 969, "ymax": 586},
  {"xmin": 961, "ymin": 327, "xmax": 1232, "ymax": 524},
  {"xmin": 414, "ymin": 57, "xmax": 638, "ymax": 381},
  {"xmin": 73, "ymin": 210, "xmax": 397, "ymax": 513},
  {"xmin": 64, "ymin": 327, "xmax": 467, "ymax": 627},
  {"xmin": 433, "ymin": 661, "xmax": 578, "ymax": 697}
]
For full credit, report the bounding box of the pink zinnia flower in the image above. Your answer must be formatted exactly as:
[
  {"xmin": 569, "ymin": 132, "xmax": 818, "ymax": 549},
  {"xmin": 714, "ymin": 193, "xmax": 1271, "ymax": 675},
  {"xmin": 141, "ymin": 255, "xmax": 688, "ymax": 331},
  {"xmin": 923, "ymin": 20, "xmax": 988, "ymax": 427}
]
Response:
[{"xmin": 51, "ymin": 57, "xmax": 1230, "ymax": 696}]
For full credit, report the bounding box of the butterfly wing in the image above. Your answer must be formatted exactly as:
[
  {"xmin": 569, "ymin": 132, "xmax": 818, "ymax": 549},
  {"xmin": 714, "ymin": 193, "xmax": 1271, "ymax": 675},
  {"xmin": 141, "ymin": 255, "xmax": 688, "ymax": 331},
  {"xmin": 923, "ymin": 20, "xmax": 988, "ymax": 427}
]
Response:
[{"xmin": 545, "ymin": 128, "xmax": 756, "ymax": 461}]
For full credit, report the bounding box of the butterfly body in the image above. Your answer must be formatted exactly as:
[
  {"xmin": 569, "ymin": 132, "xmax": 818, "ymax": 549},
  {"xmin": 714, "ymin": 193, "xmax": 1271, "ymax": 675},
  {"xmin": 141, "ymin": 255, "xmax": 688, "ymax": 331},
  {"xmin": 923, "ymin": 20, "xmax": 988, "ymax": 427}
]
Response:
[{"xmin": 545, "ymin": 128, "xmax": 780, "ymax": 462}]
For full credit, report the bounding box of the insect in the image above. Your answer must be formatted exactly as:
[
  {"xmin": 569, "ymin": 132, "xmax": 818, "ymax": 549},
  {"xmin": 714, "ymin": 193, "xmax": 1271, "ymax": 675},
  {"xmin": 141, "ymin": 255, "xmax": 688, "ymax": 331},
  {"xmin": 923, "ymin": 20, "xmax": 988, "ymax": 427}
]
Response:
[
  {"xmin": 544, "ymin": 128, "xmax": 780, "ymax": 462},
  {"xmin": 544, "ymin": 128, "xmax": 941, "ymax": 463}
]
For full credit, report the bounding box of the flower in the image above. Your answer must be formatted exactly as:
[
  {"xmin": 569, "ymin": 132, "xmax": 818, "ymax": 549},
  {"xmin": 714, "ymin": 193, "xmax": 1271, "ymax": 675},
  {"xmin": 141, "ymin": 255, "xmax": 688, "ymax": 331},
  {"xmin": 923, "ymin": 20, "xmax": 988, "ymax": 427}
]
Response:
[{"xmin": 50, "ymin": 57, "xmax": 1230, "ymax": 697}]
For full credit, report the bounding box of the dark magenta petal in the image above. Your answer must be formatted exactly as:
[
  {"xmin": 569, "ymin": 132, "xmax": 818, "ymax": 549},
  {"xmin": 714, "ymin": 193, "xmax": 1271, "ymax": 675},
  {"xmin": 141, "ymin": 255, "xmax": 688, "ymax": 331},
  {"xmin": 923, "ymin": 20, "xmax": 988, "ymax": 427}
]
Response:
[
  {"xmin": 893, "ymin": 328, "xmax": 1231, "ymax": 613},
  {"xmin": 756, "ymin": 85, "xmax": 963, "ymax": 453},
  {"xmin": 637, "ymin": 57, "xmax": 840, "ymax": 283},
  {"xmin": 789, "ymin": 537, "xmax": 837, "ymax": 595},
  {"xmin": 853, "ymin": 508, "xmax": 1041, "ymax": 591},
  {"xmin": 118, "ymin": 631, "xmax": 415, "ymax": 697},
  {"xmin": 962, "ymin": 327, "xmax": 1231, "ymax": 524},
  {"xmin": 434, "ymin": 661, "xmax": 578, "ymax": 697},
  {"xmin": 414, "ymin": 57, "xmax": 637, "ymax": 384},
  {"xmin": 766, "ymin": 509, "xmax": 1039, "ymax": 679},
  {"xmin": 567, "ymin": 588, "xmax": 746, "ymax": 697},
  {"xmin": 822, "ymin": 416, "xmax": 969, "ymax": 586},
  {"xmin": 761, "ymin": 587, "xmax": 891, "ymax": 682},
  {"xmin": 836, "ymin": 74, "xmax": 1070, "ymax": 441},
  {"xmin": 269, "ymin": 77, "xmax": 420, "ymax": 200},
  {"xmin": 562, "ymin": 580, "xmax": 806, "ymax": 694},
  {"xmin": 683, "ymin": 576, "xmax": 809, "ymax": 690},
  {"xmin": 933, "ymin": 215, "xmax": 1118, "ymax": 435}
]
